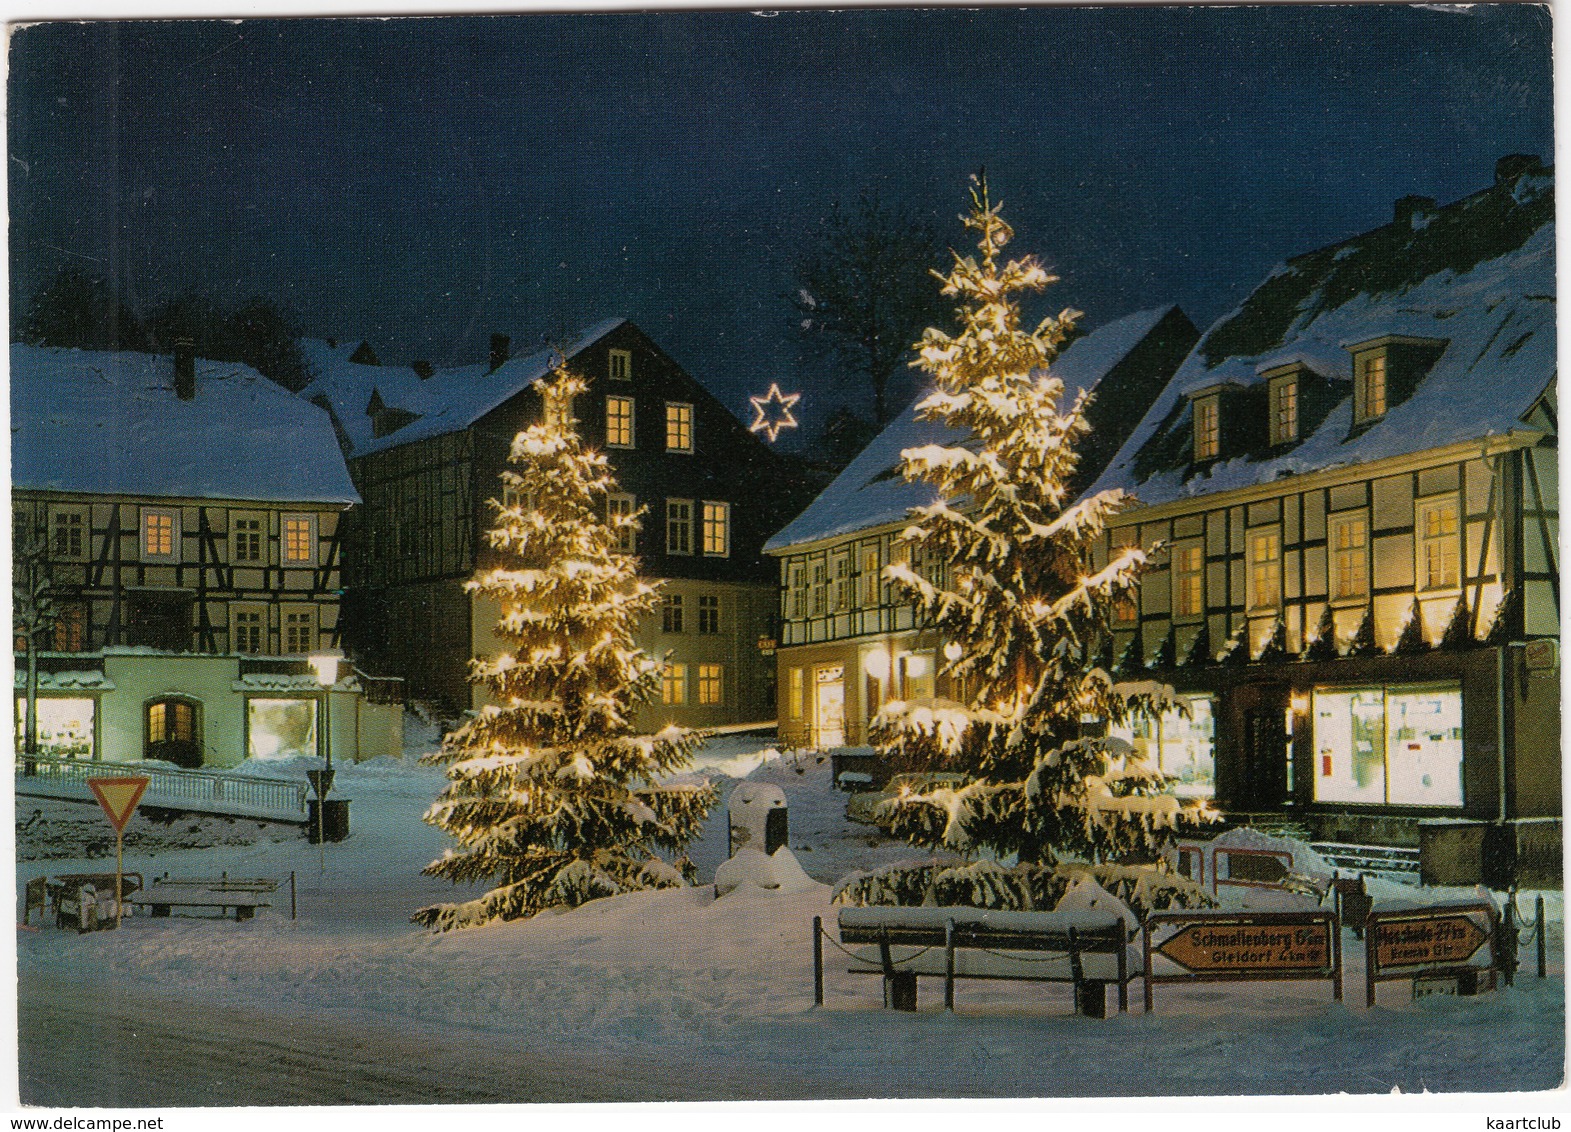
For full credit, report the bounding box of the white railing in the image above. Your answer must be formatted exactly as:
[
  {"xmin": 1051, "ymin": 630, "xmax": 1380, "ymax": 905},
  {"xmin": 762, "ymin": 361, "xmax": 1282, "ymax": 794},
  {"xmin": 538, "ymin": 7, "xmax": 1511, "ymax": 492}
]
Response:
[{"xmin": 16, "ymin": 754, "xmax": 309, "ymax": 822}]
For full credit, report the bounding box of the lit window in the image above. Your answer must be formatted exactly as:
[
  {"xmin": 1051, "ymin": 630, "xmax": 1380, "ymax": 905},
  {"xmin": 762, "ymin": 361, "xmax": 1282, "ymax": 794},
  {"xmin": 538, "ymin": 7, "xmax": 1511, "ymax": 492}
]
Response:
[
  {"xmin": 282, "ymin": 515, "xmax": 315, "ymax": 565},
  {"xmin": 698, "ymin": 664, "xmax": 723, "ymax": 706},
  {"xmin": 830, "ymin": 554, "xmax": 852, "ymax": 611},
  {"xmin": 1112, "ymin": 591, "xmax": 1139, "ymax": 625},
  {"xmin": 609, "ymin": 349, "xmax": 632, "ymax": 381},
  {"xmin": 1270, "ymin": 376, "xmax": 1299, "ymax": 445},
  {"xmin": 787, "ymin": 667, "xmax": 804, "ymax": 718},
  {"xmin": 1357, "ymin": 353, "xmax": 1387, "ymax": 422},
  {"xmin": 53, "ymin": 604, "xmax": 87, "ymax": 652},
  {"xmin": 283, "ymin": 608, "xmax": 315, "ymax": 654},
  {"xmin": 233, "ymin": 517, "xmax": 264, "ymax": 563},
  {"xmin": 1313, "ymin": 683, "xmax": 1462, "ymax": 807},
  {"xmin": 147, "ymin": 699, "xmax": 195, "ymax": 744},
  {"xmin": 233, "ymin": 608, "xmax": 264, "ymax": 654},
  {"xmin": 661, "ymin": 663, "xmax": 687, "ymax": 705},
  {"xmin": 666, "ymin": 403, "xmax": 694, "ymax": 452},
  {"xmin": 1247, "ymin": 528, "xmax": 1281, "ymax": 611},
  {"xmin": 141, "ymin": 509, "xmax": 178, "ymax": 560},
  {"xmin": 1330, "ymin": 513, "xmax": 1369, "ymax": 600},
  {"xmin": 607, "ymin": 493, "xmax": 637, "ymax": 553},
  {"xmin": 701, "ymin": 501, "xmax": 730, "ymax": 557},
  {"xmin": 606, "ymin": 396, "xmax": 634, "ymax": 448},
  {"xmin": 52, "ymin": 511, "xmax": 86, "ymax": 560},
  {"xmin": 662, "ymin": 594, "xmax": 684, "ymax": 634},
  {"xmin": 1194, "ymin": 397, "xmax": 1220, "ymax": 460},
  {"xmin": 666, "ymin": 500, "xmax": 693, "ymax": 555},
  {"xmin": 860, "ymin": 547, "xmax": 881, "ymax": 606},
  {"xmin": 1108, "ymin": 694, "xmax": 1215, "ymax": 798},
  {"xmin": 247, "ymin": 698, "xmax": 318, "ymax": 760},
  {"xmin": 698, "ymin": 595, "xmax": 719, "ymax": 634},
  {"xmin": 1173, "ymin": 542, "xmax": 1205, "ymax": 618},
  {"xmin": 1418, "ymin": 497, "xmax": 1460, "ymax": 590}
]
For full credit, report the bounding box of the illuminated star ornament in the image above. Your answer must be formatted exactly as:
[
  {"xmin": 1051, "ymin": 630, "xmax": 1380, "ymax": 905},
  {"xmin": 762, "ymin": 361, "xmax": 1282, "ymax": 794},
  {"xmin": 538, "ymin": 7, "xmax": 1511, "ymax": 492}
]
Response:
[{"xmin": 748, "ymin": 383, "xmax": 801, "ymax": 443}]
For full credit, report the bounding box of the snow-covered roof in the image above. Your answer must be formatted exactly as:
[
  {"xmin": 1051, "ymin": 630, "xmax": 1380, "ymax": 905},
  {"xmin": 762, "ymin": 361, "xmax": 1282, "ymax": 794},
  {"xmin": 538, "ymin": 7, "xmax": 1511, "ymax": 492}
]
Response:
[
  {"xmin": 11, "ymin": 345, "xmax": 359, "ymax": 506},
  {"xmin": 301, "ymin": 319, "xmax": 626, "ymax": 458},
  {"xmin": 1093, "ymin": 164, "xmax": 1556, "ymax": 508},
  {"xmin": 12, "ymin": 668, "xmax": 114, "ymax": 692},
  {"xmin": 764, "ymin": 306, "xmax": 1180, "ymax": 552}
]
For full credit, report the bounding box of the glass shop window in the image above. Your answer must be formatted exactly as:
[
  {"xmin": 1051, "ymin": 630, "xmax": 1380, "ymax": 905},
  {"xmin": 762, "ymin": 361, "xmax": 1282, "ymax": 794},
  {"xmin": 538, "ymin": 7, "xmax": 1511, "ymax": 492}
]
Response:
[
  {"xmin": 247, "ymin": 698, "xmax": 319, "ymax": 760},
  {"xmin": 1109, "ymin": 694, "xmax": 1216, "ymax": 798},
  {"xmin": 1312, "ymin": 683, "xmax": 1462, "ymax": 807}
]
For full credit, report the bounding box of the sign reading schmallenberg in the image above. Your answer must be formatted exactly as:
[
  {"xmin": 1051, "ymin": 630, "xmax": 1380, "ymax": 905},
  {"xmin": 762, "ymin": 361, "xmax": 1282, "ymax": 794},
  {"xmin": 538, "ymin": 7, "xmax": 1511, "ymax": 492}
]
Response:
[
  {"xmin": 1143, "ymin": 910, "xmax": 1342, "ymax": 1012},
  {"xmin": 1157, "ymin": 920, "xmax": 1331, "ymax": 973}
]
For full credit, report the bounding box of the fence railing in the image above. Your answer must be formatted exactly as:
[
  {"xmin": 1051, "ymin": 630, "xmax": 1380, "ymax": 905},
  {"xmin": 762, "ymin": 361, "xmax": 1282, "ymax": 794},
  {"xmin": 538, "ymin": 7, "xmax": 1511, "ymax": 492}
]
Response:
[{"xmin": 16, "ymin": 754, "xmax": 309, "ymax": 821}]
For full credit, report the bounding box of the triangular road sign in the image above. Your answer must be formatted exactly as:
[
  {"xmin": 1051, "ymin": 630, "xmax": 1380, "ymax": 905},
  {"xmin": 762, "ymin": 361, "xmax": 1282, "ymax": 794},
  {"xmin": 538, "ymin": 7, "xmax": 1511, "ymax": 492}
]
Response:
[{"xmin": 88, "ymin": 776, "xmax": 150, "ymax": 833}]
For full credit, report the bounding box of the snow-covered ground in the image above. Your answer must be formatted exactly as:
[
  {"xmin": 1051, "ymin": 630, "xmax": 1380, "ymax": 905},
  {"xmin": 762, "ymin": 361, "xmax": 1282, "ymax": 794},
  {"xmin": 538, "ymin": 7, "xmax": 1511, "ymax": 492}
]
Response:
[{"xmin": 13, "ymin": 728, "xmax": 1566, "ymax": 1108}]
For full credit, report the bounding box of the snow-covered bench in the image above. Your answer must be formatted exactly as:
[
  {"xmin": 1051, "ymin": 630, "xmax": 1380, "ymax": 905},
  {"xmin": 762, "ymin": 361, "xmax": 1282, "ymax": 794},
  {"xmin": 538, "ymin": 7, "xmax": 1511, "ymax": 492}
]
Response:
[{"xmin": 816, "ymin": 906, "xmax": 1139, "ymax": 1016}]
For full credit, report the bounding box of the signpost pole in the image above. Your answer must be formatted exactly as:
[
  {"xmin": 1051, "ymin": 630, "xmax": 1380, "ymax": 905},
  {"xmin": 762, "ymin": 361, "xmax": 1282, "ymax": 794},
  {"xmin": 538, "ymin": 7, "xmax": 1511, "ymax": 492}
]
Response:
[
  {"xmin": 115, "ymin": 827, "xmax": 125, "ymax": 927},
  {"xmin": 1536, "ymin": 896, "xmax": 1546, "ymax": 978}
]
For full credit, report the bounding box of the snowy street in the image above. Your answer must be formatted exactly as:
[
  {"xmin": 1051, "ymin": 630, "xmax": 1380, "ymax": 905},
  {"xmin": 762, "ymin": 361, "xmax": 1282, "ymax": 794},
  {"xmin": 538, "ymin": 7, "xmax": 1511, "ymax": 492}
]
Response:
[{"xmin": 14, "ymin": 735, "xmax": 1567, "ymax": 1105}]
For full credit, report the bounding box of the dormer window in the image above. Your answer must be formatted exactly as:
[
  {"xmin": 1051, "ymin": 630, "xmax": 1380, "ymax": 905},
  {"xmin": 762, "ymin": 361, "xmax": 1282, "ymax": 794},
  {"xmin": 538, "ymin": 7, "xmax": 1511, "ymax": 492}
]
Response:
[
  {"xmin": 1193, "ymin": 395, "xmax": 1221, "ymax": 461},
  {"xmin": 1268, "ymin": 372, "xmax": 1299, "ymax": 445},
  {"xmin": 1356, "ymin": 352, "xmax": 1387, "ymax": 423}
]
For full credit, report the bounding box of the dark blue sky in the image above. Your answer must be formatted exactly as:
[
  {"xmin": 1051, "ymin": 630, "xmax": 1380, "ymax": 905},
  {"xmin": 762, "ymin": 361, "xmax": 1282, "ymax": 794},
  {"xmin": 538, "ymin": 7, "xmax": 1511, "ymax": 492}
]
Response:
[{"xmin": 9, "ymin": 7, "xmax": 1554, "ymax": 437}]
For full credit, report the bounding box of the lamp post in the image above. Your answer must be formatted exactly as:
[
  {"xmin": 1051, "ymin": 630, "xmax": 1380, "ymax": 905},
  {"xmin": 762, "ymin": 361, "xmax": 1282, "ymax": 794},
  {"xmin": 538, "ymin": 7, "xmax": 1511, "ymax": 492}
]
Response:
[{"xmin": 309, "ymin": 650, "xmax": 343, "ymax": 870}]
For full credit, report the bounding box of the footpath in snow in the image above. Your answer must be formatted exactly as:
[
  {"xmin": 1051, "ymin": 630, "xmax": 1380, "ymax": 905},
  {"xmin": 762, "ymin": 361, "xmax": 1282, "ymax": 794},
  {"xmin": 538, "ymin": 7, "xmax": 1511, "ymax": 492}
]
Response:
[{"xmin": 13, "ymin": 731, "xmax": 1566, "ymax": 1105}]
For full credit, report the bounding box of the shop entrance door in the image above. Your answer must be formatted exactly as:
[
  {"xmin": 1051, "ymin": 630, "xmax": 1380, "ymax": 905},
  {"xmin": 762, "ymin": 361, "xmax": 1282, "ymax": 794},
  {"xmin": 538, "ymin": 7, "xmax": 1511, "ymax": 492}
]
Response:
[
  {"xmin": 814, "ymin": 666, "xmax": 845, "ymax": 749},
  {"xmin": 1243, "ymin": 705, "xmax": 1290, "ymax": 808}
]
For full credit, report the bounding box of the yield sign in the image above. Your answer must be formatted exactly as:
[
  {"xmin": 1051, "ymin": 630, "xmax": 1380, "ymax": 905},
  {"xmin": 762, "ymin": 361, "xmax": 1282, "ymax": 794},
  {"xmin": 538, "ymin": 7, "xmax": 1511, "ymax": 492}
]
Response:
[{"xmin": 88, "ymin": 776, "xmax": 150, "ymax": 833}]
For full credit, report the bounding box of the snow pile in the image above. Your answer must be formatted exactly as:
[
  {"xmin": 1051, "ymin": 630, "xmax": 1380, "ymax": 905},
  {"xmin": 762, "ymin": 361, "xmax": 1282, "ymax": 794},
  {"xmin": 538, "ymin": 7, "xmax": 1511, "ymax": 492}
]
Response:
[{"xmin": 714, "ymin": 846, "xmax": 817, "ymax": 896}]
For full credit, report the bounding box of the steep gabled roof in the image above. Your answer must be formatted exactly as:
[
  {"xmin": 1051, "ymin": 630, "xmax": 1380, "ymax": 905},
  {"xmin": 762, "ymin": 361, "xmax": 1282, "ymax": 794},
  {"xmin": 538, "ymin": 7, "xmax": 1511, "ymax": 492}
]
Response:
[
  {"xmin": 11, "ymin": 345, "xmax": 359, "ymax": 505},
  {"xmin": 764, "ymin": 305, "xmax": 1183, "ymax": 552},
  {"xmin": 300, "ymin": 320, "xmax": 626, "ymax": 458},
  {"xmin": 1094, "ymin": 162, "xmax": 1556, "ymax": 507}
]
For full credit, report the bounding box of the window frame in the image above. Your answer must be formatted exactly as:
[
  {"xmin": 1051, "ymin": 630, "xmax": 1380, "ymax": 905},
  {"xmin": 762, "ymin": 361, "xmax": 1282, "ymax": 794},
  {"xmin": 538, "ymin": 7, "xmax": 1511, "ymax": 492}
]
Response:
[
  {"xmin": 662, "ymin": 593, "xmax": 684, "ymax": 634},
  {"xmin": 661, "ymin": 662, "xmax": 688, "ymax": 706},
  {"xmin": 50, "ymin": 507, "xmax": 88, "ymax": 562},
  {"xmin": 1268, "ymin": 373, "xmax": 1299, "ymax": 446},
  {"xmin": 1172, "ymin": 539, "xmax": 1206, "ymax": 620},
  {"xmin": 1246, "ymin": 525, "xmax": 1282, "ymax": 612},
  {"xmin": 1416, "ymin": 494, "xmax": 1462, "ymax": 593},
  {"xmin": 281, "ymin": 605, "xmax": 317, "ymax": 656},
  {"xmin": 697, "ymin": 594, "xmax": 720, "ymax": 634},
  {"xmin": 605, "ymin": 395, "xmax": 635, "ymax": 449},
  {"xmin": 1193, "ymin": 395, "xmax": 1221, "ymax": 461},
  {"xmin": 1328, "ymin": 510, "xmax": 1371, "ymax": 604},
  {"xmin": 665, "ymin": 402, "xmax": 694, "ymax": 453},
  {"xmin": 701, "ymin": 500, "xmax": 730, "ymax": 557},
  {"xmin": 665, "ymin": 499, "xmax": 693, "ymax": 555},
  {"xmin": 860, "ymin": 546, "xmax": 881, "ymax": 607},
  {"xmin": 1355, "ymin": 351, "xmax": 1388, "ymax": 425},
  {"xmin": 608, "ymin": 348, "xmax": 633, "ymax": 382},
  {"xmin": 281, "ymin": 513, "xmax": 318, "ymax": 567},
  {"xmin": 139, "ymin": 507, "xmax": 180, "ymax": 562},
  {"xmin": 698, "ymin": 663, "xmax": 723, "ymax": 706},
  {"xmin": 231, "ymin": 603, "xmax": 268, "ymax": 655},
  {"xmin": 53, "ymin": 602, "xmax": 88, "ymax": 652},
  {"xmin": 607, "ymin": 492, "xmax": 638, "ymax": 553},
  {"xmin": 231, "ymin": 513, "xmax": 266, "ymax": 565}
]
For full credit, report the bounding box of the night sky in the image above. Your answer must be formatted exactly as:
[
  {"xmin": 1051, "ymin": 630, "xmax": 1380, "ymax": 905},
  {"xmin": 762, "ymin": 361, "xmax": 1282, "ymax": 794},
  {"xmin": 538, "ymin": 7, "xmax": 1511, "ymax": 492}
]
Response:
[{"xmin": 9, "ymin": 7, "xmax": 1554, "ymax": 438}]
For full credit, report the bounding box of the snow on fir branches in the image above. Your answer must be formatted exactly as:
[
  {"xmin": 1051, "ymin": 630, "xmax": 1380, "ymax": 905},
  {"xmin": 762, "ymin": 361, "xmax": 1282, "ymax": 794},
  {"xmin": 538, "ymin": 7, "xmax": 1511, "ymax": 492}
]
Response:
[
  {"xmin": 871, "ymin": 175, "xmax": 1217, "ymax": 867},
  {"xmin": 413, "ymin": 367, "xmax": 717, "ymax": 931}
]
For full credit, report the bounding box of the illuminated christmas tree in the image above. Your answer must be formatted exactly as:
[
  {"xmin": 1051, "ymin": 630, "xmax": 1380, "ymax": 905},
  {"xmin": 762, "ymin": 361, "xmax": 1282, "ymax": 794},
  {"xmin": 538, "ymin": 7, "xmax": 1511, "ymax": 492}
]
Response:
[
  {"xmin": 414, "ymin": 367, "xmax": 717, "ymax": 931},
  {"xmin": 872, "ymin": 176, "xmax": 1215, "ymax": 867}
]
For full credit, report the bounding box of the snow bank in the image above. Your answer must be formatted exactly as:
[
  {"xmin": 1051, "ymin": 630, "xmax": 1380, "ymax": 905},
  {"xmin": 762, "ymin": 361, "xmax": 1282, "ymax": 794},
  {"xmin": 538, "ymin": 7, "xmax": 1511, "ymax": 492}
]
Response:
[{"xmin": 714, "ymin": 846, "xmax": 817, "ymax": 896}]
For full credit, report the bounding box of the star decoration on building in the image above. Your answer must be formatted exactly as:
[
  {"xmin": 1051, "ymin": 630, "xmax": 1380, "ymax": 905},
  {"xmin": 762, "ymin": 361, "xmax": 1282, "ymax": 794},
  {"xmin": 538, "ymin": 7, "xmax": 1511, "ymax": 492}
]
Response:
[{"xmin": 748, "ymin": 383, "xmax": 801, "ymax": 443}]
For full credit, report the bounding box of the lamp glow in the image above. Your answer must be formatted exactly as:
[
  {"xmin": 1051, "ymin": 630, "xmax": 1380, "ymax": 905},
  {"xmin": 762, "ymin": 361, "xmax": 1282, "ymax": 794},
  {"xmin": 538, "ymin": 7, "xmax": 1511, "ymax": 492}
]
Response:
[
  {"xmin": 309, "ymin": 651, "xmax": 343, "ymax": 688},
  {"xmin": 862, "ymin": 650, "xmax": 890, "ymax": 680}
]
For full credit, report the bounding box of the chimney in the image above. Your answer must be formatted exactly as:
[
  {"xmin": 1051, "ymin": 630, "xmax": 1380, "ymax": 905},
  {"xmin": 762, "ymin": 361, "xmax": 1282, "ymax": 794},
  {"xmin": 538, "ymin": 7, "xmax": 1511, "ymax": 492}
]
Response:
[
  {"xmin": 1393, "ymin": 194, "xmax": 1436, "ymax": 228},
  {"xmin": 489, "ymin": 333, "xmax": 511, "ymax": 373},
  {"xmin": 411, "ymin": 359, "xmax": 434, "ymax": 380},
  {"xmin": 173, "ymin": 337, "xmax": 196, "ymax": 401},
  {"xmin": 1495, "ymin": 154, "xmax": 1543, "ymax": 185}
]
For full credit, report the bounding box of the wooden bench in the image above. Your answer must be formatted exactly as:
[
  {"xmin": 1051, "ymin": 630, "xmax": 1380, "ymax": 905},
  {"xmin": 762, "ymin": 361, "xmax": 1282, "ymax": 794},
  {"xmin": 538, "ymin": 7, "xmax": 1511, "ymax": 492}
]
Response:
[
  {"xmin": 815, "ymin": 906, "xmax": 1138, "ymax": 1016},
  {"xmin": 130, "ymin": 873, "xmax": 278, "ymax": 922}
]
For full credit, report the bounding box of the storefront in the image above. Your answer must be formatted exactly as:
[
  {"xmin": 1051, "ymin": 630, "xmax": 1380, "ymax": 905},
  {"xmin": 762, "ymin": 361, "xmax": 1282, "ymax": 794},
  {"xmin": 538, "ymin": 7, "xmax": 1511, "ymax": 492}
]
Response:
[{"xmin": 1111, "ymin": 693, "xmax": 1216, "ymax": 799}]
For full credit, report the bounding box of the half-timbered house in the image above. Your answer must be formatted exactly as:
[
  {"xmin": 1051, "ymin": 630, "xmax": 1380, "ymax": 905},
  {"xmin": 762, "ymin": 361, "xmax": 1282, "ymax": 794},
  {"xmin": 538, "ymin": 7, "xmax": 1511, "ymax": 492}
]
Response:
[
  {"xmin": 305, "ymin": 320, "xmax": 807, "ymax": 728},
  {"xmin": 1089, "ymin": 156, "xmax": 1558, "ymax": 881},
  {"xmin": 11, "ymin": 342, "xmax": 399, "ymax": 768},
  {"xmin": 764, "ymin": 305, "xmax": 1199, "ymax": 749}
]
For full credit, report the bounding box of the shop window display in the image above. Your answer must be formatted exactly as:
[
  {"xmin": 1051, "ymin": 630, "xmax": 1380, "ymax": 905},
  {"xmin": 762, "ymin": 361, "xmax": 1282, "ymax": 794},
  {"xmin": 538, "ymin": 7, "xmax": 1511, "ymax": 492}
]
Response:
[
  {"xmin": 1111, "ymin": 694, "xmax": 1215, "ymax": 798},
  {"xmin": 1312, "ymin": 683, "xmax": 1461, "ymax": 807}
]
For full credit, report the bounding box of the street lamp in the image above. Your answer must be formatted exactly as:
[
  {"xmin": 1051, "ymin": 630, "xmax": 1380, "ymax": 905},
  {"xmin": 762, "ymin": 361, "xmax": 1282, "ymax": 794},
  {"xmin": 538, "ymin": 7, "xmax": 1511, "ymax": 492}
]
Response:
[{"xmin": 309, "ymin": 650, "xmax": 343, "ymax": 864}]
